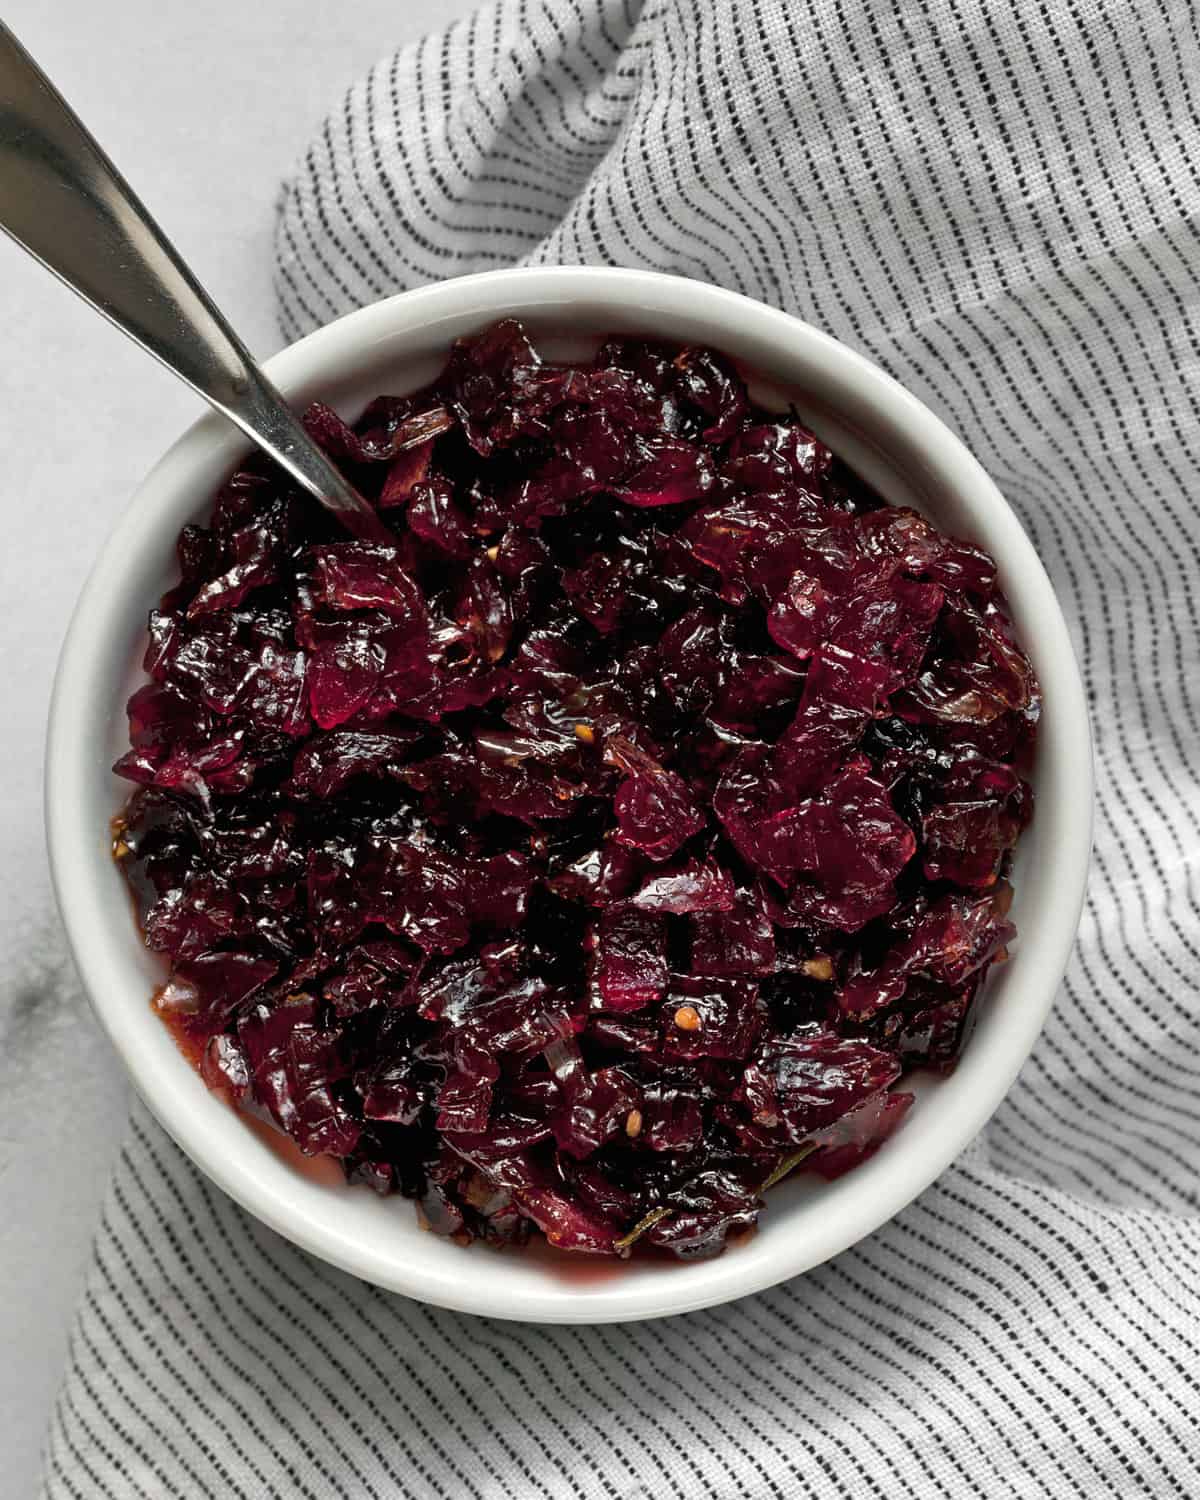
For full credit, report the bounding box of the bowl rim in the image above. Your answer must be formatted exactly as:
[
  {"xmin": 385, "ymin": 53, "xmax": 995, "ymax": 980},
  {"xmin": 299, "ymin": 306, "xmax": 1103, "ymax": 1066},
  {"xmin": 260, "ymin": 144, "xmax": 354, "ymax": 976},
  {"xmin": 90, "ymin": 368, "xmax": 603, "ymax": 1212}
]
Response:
[{"xmin": 45, "ymin": 265, "xmax": 1093, "ymax": 1323}]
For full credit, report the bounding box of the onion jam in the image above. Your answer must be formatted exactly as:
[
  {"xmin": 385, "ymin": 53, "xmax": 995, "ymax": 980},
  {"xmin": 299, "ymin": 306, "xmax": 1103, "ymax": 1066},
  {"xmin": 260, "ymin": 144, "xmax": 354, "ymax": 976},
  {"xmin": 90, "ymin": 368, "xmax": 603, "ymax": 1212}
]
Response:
[{"xmin": 113, "ymin": 321, "xmax": 1036, "ymax": 1259}]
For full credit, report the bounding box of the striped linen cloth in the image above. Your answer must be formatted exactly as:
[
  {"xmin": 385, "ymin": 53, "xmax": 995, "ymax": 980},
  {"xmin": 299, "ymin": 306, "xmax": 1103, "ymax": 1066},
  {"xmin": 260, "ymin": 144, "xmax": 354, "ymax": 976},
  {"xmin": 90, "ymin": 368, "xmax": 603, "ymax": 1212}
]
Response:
[{"xmin": 42, "ymin": 0, "xmax": 1200, "ymax": 1494}]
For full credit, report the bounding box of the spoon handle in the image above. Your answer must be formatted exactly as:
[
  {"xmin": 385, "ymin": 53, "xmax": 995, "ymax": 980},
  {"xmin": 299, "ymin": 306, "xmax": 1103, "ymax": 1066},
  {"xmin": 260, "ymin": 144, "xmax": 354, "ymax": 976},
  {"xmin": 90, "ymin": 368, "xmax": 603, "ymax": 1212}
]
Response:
[{"xmin": 0, "ymin": 22, "xmax": 388, "ymax": 542}]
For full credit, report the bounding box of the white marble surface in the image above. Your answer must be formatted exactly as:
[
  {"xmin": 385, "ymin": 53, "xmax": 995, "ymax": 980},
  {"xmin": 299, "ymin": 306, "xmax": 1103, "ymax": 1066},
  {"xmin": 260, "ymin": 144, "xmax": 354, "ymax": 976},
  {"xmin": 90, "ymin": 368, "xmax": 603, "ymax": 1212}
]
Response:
[{"xmin": 0, "ymin": 1, "xmax": 474, "ymax": 1488}]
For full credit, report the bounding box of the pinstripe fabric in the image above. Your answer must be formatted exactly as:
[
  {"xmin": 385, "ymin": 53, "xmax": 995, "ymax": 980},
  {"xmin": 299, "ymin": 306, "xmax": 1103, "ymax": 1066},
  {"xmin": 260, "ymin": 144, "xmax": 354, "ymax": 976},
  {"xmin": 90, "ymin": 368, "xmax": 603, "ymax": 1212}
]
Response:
[{"xmin": 42, "ymin": 0, "xmax": 1200, "ymax": 1494}]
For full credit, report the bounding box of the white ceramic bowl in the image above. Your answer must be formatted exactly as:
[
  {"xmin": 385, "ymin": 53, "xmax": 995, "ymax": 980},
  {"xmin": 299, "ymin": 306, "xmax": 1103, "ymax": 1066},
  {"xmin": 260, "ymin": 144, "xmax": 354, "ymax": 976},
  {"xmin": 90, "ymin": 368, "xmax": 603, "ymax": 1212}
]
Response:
[{"xmin": 45, "ymin": 266, "xmax": 1092, "ymax": 1324}]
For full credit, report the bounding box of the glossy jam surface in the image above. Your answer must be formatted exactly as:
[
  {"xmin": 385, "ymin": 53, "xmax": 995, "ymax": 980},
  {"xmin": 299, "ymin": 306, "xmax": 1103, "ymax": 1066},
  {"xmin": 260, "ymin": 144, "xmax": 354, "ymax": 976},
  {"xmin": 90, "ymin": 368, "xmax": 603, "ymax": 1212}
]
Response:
[{"xmin": 114, "ymin": 321, "xmax": 1037, "ymax": 1259}]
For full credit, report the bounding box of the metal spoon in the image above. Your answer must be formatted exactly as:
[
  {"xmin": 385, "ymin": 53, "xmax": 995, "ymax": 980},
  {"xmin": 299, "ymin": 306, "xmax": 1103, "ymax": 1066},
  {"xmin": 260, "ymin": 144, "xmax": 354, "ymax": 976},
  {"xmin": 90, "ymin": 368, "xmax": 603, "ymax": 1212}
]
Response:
[{"xmin": 0, "ymin": 21, "xmax": 390, "ymax": 543}]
